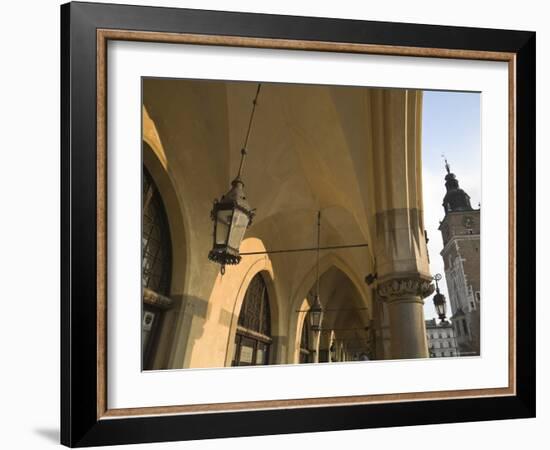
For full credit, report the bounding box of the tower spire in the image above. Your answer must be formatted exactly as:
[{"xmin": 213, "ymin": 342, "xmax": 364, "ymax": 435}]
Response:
[
  {"xmin": 442, "ymin": 154, "xmax": 451, "ymax": 174},
  {"xmin": 441, "ymin": 157, "xmax": 473, "ymax": 214}
]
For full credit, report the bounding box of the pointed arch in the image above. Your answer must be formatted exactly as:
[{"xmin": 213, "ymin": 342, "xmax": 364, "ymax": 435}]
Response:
[
  {"xmin": 287, "ymin": 252, "xmax": 372, "ymax": 363},
  {"xmin": 141, "ymin": 122, "xmax": 190, "ymax": 368},
  {"xmin": 220, "ymin": 239, "xmax": 282, "ymax": 367}
]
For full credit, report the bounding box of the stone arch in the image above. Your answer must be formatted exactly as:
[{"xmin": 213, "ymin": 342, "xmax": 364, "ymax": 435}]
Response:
[
  {"xmin": 297, "ymin": 309, "xmax": 313, "ymax": 363},
  {"xmin": 143, "ymin": 105, "xmax": 168, "ymax": 169},
  {"xmin": 287, "ymin": 252, "xmax": 372, "ymax": 363},
  {"xmin": 142, "ymin": 126, "xmax": 191, "ymax": 369},
  {"xmin": 142, "ymin": 142, "xmax": 189, "ymax": 297}
]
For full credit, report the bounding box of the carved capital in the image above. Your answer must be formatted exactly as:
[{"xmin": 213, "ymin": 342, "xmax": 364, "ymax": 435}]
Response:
[{"xmin": 377, "ymin": 276, "xmax": 434, "ymax": 301}]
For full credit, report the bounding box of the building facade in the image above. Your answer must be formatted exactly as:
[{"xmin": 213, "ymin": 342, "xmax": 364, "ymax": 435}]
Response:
[
  {"xmin": 425, "ymin": 319, "xmax": 459, "ymax": 358},
  {"xmin": 141, "ymin": 79, "xmax": 436, "ymax": 369},
  {"xmin": 438, "ymin": 162, "xmax": 481, "ymax": 356}
]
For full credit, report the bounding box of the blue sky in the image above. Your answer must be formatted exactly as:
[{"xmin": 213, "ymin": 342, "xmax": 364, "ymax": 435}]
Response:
[{"xmin": 422, "ymin": 90, "xmax": 481, "ymax": 320}]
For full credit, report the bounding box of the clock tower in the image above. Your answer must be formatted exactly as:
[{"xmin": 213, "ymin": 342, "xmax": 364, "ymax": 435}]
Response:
[{"xmin": 438, "ymin": 160, "xmax": 480, "ymax": 356}]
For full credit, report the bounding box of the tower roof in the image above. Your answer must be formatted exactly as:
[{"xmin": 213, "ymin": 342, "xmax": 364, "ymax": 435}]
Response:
[{"xmin": 442, "ymin": 159, "xmax": 473, "ymax": 214}]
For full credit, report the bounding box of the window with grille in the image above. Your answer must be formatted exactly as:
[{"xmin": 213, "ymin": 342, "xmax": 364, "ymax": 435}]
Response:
[
  {"xmin": 142, "ymin": 166, "xmax": 172, "ymax": 369},
  {"xmin": 142, "ymin": 167, "xmax": 172, "ymax": 294},
  {"xmin": 233, "ymin": 274, "xmax": 272, "ymax": 366}
]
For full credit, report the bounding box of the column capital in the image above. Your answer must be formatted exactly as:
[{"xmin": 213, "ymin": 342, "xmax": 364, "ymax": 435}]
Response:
[{"xmin": 377, "ymin": 274, "xmax": 434, "ymax": 302}]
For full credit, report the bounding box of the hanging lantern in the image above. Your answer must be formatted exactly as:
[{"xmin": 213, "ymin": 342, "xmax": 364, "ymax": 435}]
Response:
[
  {"xmin": 208, "ymin": 174, "xmax": 255, "ymax": 274},
  {"xmin": 304, "ymin": 210, "xmax": 325, "ymax": 365},
  {"xmin": 432, "ymin": 273, "xmax": 447, "ymax": 321},
  {"xmin": 433, "ymin": 291, "xmax": 447, "ymax": 320},
  {"xmin": 208, "ymin": 84, "xmax": 262, "ymax": 274},
  {"xmin": 329, "ymin": 341, "xmax": 336, "ymax": 361},
  {"xmin": 309, "ymin": 294, "xmax": 324, "ymax": 332},
  {"xmin": 309, "ymin": 211, "xmax": 324, "ymax": 332}
]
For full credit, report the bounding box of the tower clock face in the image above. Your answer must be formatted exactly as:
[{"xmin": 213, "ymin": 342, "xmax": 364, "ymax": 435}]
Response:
[{"xmin": 463, "ymin": 216, "xmax": 474, "ymax": 228}]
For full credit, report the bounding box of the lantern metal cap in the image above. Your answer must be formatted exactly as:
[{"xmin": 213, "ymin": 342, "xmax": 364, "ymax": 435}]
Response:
[
  {"xmin": 433, "ymin": 291, "xmax": 445, "ymax": 304},
  {"xmin": 216, "ymin": 177, "xmax": 255, "ymax": 221},
  {"xmin": 311, "ymin": 293, "xmax": 322, "ymax": 309}
]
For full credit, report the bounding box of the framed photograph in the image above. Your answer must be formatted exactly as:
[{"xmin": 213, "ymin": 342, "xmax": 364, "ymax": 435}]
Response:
[{"xmin": 61, "ymin": 1, "xmax": 535, "ymax": 447}]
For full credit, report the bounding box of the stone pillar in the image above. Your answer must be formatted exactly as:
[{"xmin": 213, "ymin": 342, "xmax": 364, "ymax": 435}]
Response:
[
  {"xmin": 367, "ymin": 89, "xmax": 434, "ymax": 359},
  {"xmin": 378, "ymin": 277, "xmax": 433, "ymax": 358},
  {"xmin": 372, "ymin": 292, "xmax": 392, "ymax": 359},
  {"xmin": 312, "ymin": 330, "xmax": 321, "ymax": 363}
]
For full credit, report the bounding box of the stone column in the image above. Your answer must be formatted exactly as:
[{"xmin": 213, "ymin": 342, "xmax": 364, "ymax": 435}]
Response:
[
  {"xmin": 312, "ymin": 330, "xmax": 321, "ymax": 363},
  {"xmin": 367, "ymin": 89, "xmax": 434, "ymax": 359},
  {"xmin": 372, "ymin": 291, "xmax": 392, "ymax": 359},
  {"xmin": 378, "ymin": 276, "xmax": 433, "ymax": 358}
]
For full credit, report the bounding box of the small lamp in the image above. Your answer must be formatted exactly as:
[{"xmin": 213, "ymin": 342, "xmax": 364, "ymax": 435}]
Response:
[
  {"xmin": 329, "ymin": 341, "xmax": 336, "ymax": 362},
  {"xmin": 432, "ymin": 273, "xmax": 447, "ymax": 322},
  {"xmin": 309, "ymin": 294, "xmax": 324, "ymax": 332},
  {"xmin": 309, "ymin": 211, "xmax": 324, "ymax": 332}
]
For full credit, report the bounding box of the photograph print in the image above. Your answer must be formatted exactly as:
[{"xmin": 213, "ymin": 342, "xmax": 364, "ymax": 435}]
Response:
[{"xmin": 141, "ymin": 78, "xmax": 481, "ymax": 370}]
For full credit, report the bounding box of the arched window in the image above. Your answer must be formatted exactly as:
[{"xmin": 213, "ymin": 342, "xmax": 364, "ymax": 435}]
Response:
[
  {"xmin": 299, "ymin": 315, "xmax": 311, "ymax": 363},
  {"xmin": 142, "ymin": 167, "xmax": 172, "ymax": 293},
  {"xmin": 232, "ymin": 274, "xmax": 272, "ymax": 366},
  {"xmin": 142, "ymin": 166, "xmax": 172, "ymax": 369}
]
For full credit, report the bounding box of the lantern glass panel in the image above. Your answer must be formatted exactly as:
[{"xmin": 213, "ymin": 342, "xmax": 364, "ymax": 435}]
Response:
[
  {"xmin": 215, "ymin": 209, "xmax": 233, "ymax": 245},
  {"xmin": 310, "ymin": 310, "xmax": 323, "ymax": 330},
  {"xmin": 227, "ymin": 208, "xmax": 250, "ymax": 250},
  {"xmin": 435, "ymin": 301, "xmax": 446, "ymax": 317}
]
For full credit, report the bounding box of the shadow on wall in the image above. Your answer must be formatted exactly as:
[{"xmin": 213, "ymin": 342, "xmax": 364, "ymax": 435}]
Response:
[{"xmin": 151, "ymin": 294, "xmax": 210, "ymax": 370}]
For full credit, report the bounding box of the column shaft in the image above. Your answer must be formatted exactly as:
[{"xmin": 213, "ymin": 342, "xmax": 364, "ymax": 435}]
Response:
[{"xmin": 387, "ymin": 297, "xmax": 428, "ymax": 358}]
